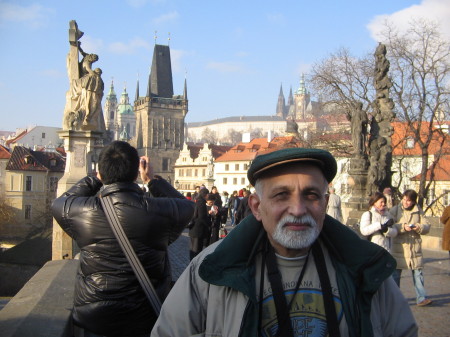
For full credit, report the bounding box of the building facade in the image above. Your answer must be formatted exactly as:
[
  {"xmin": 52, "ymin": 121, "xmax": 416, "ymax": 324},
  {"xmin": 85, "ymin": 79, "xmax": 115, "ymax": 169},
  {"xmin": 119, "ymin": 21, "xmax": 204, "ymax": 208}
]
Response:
[
  {"xmin": 4, "ymin": 146, "xmax": 65, "ymax": 231},
  {"xmin": 173, "ymin": 142, "xmax": 231, "ymax": 193}
]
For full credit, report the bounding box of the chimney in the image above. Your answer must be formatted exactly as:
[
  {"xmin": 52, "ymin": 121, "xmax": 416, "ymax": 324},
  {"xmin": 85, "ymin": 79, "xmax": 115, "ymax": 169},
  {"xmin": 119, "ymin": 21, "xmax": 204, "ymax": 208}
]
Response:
[{"xmin": 267, "ymin": 130, "xmax": 273, "ymax": 142}]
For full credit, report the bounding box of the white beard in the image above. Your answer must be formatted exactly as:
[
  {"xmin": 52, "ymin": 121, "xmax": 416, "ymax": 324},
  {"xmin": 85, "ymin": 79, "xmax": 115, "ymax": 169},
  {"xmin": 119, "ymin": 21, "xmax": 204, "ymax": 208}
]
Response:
[{"xmin": 271, "ymin": 214, "xmax": 320, "ymax": 250}]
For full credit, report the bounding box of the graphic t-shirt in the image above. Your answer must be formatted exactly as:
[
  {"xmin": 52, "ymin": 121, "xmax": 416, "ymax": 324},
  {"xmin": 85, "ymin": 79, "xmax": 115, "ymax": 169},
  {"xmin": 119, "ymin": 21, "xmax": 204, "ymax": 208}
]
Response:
[{"xmin": 259, "ymin": 243, "xmax": 347, "ymax": 337}]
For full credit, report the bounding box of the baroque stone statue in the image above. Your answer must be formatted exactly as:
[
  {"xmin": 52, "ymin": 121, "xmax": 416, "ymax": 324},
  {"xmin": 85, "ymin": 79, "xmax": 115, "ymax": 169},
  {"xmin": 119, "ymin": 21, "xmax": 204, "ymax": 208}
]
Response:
[
  {"xmin": 63, "ymin": 21, "xmax": 104, "ymax": 131},
  {"xmin": 350, "ymin": 102, "xmax": 368, "ymax": 157},
  {"xmin": 366, "ymin": 43, "xmax": 395, "ymax": 196}
]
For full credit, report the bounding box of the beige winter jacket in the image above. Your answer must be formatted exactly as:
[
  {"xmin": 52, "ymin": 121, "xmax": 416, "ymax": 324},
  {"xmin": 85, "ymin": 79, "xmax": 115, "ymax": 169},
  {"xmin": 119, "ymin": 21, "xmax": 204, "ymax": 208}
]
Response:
[{"xmin": 389, "ymin": 204, "xmax": 430, "ymax": 270}]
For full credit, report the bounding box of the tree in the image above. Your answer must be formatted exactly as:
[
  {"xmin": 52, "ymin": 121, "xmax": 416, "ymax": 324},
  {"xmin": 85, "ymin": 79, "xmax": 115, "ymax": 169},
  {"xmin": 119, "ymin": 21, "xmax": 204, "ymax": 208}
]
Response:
[
  {"xmin": 381, "ymin": 19, "xmax": 450, "ymax": 207},
  {"xmin": 201, "ymin": 127, "xmax": 218, "ymax": 144},
  {"xmin": 226, "ymin": 128, "xmax": 242, "ymax": 145},
  {"xmin": 311, "ymin": 19, "xmax": 450, "ymax": 209},
  {"xmin": 311, "ymin": 47, "xmax": 375, "ymax": 121}
]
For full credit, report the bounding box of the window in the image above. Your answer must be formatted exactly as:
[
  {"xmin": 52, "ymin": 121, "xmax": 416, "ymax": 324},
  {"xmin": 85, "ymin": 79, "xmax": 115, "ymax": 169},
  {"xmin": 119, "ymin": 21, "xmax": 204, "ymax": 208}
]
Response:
[
  {"xmin": 244, "ymin": 164, "xmax": 248, "ymax": 170},
  {"xmin": 225, "ymin": 164, "xmax": 229, "ymax": 171},
  {"xmin": 49, "ymin": 177, "xmax": 58, "ymax": 192},
  {"xmin": 405, "ymin": 137, "xmax": 415, "ymax": 149},
  {"xmin": 195, "ymin": 169, "xmax": 198, "ymax": 177},
  {"xmin": 186, "ymin": 169, "xmax": 192, "ymax": 177},
  {"xmin": 25, "ymin": 205, "xmax": 32, "ymax": 220},
  {"xmin": 202, "ymin": 169, "xmax": 206, "ymax": 177},
  {"xmin": 241, "ymin": 177, "xmax": 246, "ymax": 185},
  {"xmin": 223, "ymin": 177, "xmax": 228, "ymax": 185},
  {"xmin": 426, "ymin": 189, "xmax": 435, "ymax": 205},
  {"xmin": 182, "ymin": 157, "xmax": 187, "ymax": 162},
  {"xmin": 110, "ymin": 110, "xmax": 114, "ymax": 119},
  {"xmin": 42, "ymin": 133, "xmax": 46, "ymax": 139},
  {"xmin": 26, "ymin": 176, "xmax": 32, "ymax": 191},
  {"xmin": 233, "ymin": 178, "xmax": 237, "ymax": 185},
  {"xmin": 235, "ymin": 164, "xmax": 239, "ymax": 171},
  {"xmin": 162, "ymin": 158, "xmax": 170, "ymax": 171},
  {"xmin": 444, "ymin": 190, "xmax": 450, "ymax": 206}
]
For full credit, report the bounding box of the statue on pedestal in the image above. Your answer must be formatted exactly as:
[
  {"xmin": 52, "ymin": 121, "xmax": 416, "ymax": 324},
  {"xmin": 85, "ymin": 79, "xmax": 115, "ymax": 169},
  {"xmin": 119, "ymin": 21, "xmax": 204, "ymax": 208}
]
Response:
[
  {"xmin": 350, "ymin": 102, "xmax": 368, "ymax": 157},
  {"xmin": 63, "ymin": 21, "xmax": 104, "ymax": 131}
]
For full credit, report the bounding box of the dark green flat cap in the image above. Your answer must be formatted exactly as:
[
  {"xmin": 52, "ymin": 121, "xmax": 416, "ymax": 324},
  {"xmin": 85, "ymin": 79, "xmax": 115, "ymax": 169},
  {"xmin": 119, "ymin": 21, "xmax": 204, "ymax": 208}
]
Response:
[{"xmin": 247, "ymin": 147, "xmax": 337, "ymax": 186}]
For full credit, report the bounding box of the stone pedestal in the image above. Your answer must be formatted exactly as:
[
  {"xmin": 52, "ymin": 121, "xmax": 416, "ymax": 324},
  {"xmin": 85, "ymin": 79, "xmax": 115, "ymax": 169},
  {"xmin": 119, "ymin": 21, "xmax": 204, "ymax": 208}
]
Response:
[
  {"xmin": 52, "ymin": 130, "xmax": 103, "ymax": 260},
  {"xmin": 344, "ymin": 157, "xmax": 369, "ymax": 229}
]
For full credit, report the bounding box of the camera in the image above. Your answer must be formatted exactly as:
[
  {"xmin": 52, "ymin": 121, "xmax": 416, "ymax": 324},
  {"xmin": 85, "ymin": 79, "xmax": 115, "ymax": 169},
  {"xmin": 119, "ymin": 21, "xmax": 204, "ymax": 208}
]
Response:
[{"xmin": 408, "ymin": 224, "xmax": 416, "ymax": 228}]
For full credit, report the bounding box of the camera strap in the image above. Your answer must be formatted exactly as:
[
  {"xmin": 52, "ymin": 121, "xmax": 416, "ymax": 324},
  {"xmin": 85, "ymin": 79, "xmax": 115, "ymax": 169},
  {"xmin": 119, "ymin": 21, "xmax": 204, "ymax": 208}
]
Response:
[
  {"xmin": 264, "ymin": 239, "xmax": 341, "ymax": 337},
  {"xmin": 100, "ymin": 195, "xmax": 162, "ymax": 315}
]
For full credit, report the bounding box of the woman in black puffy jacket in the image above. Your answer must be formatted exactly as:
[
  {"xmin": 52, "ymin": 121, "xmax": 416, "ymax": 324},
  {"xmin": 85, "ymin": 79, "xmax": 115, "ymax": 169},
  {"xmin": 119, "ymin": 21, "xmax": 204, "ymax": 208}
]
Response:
[{"xmin": 52, "ymin": 141, "xmax": 194, "ymax": 337}]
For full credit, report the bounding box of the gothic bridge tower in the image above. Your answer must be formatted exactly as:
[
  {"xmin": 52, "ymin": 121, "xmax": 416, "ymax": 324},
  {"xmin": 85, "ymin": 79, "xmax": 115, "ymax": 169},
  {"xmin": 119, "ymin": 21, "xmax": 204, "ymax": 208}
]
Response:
[{"xmin": 133, "ymin": 44, "xmax": 188, "ymax": 183}]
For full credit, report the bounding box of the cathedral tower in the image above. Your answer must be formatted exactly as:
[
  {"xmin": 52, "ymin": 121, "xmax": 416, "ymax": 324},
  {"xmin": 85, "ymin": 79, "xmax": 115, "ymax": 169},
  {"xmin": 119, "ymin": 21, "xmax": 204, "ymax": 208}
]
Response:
[{"xmin": 133, "ymin": 44, "xmax": 188, "ymax": 182}]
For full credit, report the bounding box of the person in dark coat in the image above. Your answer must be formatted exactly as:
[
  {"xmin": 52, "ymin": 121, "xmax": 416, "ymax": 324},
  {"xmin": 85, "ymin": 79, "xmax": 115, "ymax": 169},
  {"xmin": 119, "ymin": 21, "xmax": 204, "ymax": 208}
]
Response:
[
  {"xmin": 236, "ymin": 189, "xmax": 252, "ymax": 225},
  {"xmin": 51, "ymin": 141, "xmax": 194, "ymax": 337},
  {"xmin": 189, "ymin": 188, "xmax": 210, "ymax": 260},
  {"xmin": 207, "ymin": 193, "xmax": 221, "ymax": 245}
]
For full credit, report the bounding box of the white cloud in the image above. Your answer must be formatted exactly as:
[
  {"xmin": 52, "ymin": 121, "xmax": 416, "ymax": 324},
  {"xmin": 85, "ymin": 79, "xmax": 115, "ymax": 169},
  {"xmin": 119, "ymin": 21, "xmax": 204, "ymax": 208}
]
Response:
[
  {"xmin": 368, "ymin": 0, "xmax": 450, "ymax": 40},
  {"xmin": 152, "ymin": 11, "xmax": 179, "ymax": 25},
  {"xmin": 267, "ymin": 13, "xmax": 285, "ymax": 25},
  {"xmin": 79, "ymin": 35, "xmax": 104, "ymax": 55},
  {"xmin": 0, "ymin": 2, "xmax": 53, "ymax": 28},
  {"xmin": 206, "ymin": 61, "xmax": 244, "ymax": 73},
  {"xmin": 108, "ymin": 37, "xmax": 151, "ymax": 55}
]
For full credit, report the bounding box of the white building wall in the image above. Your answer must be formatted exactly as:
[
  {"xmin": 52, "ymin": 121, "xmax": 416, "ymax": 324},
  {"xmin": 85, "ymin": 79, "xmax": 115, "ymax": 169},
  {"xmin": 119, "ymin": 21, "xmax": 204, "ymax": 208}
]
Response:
[
  {"xmin": 214, "ymin": 160, "xmax": 252, "ymax": 194},
  {"xmin": 187, "ymin": 120, "xmax": 287, "ymax": 142},
  {"xmin": 12, "ymin": 126, "xmax": 62, "ymax": 148}
]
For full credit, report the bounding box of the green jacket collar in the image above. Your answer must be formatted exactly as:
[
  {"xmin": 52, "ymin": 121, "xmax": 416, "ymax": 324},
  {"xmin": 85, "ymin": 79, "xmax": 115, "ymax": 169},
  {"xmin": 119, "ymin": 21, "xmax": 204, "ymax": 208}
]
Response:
[{"xmin": 199, "ymin": 214, "xmax": 396, "ymax": 300}]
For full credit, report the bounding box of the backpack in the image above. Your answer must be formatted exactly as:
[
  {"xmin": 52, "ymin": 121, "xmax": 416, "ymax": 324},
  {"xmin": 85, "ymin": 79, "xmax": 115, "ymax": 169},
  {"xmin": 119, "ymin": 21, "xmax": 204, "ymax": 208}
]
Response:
[{"xmin": 355, "ymin": 211, "xmax": 373, "ymax": 241}]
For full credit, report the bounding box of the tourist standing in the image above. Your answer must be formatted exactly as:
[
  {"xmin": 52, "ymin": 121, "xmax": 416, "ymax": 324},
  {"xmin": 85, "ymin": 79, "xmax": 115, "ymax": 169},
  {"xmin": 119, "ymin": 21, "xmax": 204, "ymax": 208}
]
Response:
[
  {"xmin": 359, "ymin": 192, "xmax": 397, "ymax": 252},
  {"xmin": 389, "ymin": 189, "xmax": 432, "ymax": 306},
  {"xmin": 326, "ymin": 187, "xmax": 343, "ymax": 222},
  {"xmin": 51, "ymin": 141, "xmax": 194, "ymax": 336},
  {"xmin": 189, "ymin": 188, "xmax": 210, "ymax": 260}
]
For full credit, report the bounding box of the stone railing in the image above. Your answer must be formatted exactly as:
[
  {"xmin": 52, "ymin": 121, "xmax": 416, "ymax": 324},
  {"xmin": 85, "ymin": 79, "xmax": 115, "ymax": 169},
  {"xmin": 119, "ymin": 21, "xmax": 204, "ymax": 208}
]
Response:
[{"xmin": 0, "ymin": 260, "xmax": 78, "ymax": 337}]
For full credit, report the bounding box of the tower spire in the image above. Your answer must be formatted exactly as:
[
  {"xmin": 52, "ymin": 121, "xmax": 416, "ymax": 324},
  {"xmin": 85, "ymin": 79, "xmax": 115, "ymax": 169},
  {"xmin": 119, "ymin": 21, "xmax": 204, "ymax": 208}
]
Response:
[{"xmin": 135, "ymin": 73, "xmax": 140, "ymax": 102}]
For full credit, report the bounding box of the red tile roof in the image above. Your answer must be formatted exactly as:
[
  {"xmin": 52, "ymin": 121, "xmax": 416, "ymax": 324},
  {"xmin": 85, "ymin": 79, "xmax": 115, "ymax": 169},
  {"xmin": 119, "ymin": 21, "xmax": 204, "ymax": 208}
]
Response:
[
  {"xmin": 5, "ymin": 130, "xmax": 27, "ymax": 146},
  {"xmin": 392, "ymin": 121, "xmax": 450, "ymax": 156},
  {"xmin": 215, "ymin": 136, "xmax": 305, "ymax": 162},
  {"xmin": 6, "ymin": 146, "xmax": 65, "ymax": 172},
  {"xmin": 0, "ymin": 144, "xmax": 11, "ymax": 159}
]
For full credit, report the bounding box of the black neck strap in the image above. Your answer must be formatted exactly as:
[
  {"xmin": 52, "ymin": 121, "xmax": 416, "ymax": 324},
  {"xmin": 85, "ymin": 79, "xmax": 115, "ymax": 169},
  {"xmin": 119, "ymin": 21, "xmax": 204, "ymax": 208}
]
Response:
[{"xmin": 263, "ymin": 239, "xmax": 341, "ymax": 337}]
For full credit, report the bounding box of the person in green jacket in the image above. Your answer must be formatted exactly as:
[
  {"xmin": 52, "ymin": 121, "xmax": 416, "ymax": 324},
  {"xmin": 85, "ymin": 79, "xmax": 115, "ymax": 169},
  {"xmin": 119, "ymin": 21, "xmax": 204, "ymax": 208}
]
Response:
[{"xmin": 152, "ymin": 147, "xmax": 417, "ymax": 337}]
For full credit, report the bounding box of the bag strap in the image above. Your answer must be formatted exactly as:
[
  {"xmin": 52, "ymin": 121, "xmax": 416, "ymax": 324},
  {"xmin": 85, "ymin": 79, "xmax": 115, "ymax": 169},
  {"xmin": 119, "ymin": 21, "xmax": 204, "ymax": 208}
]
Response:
[{"xmin": 100, "ymin": 195, "xmax": 162, "ymax": 315}]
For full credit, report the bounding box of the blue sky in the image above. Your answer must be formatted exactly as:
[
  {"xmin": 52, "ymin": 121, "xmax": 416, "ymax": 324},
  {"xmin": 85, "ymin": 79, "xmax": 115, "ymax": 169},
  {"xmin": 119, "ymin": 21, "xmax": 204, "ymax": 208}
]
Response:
[{"xmin": 0, "ymin": 0, "xmax": 449, "ymax": 131}]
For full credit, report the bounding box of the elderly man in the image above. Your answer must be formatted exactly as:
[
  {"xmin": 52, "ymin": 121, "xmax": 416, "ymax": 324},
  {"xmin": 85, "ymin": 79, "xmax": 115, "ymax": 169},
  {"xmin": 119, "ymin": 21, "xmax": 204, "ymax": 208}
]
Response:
[{"xmin": 151, "ymin": 147, "xmax": 417, "ymax": 337}]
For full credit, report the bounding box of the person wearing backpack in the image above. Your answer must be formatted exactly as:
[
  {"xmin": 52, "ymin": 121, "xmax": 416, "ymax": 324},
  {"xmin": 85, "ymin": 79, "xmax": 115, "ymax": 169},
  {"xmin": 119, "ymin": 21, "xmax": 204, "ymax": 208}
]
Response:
[{"xmin": 359, "ymin": 192, "xmax": 397, "ymax": 252}]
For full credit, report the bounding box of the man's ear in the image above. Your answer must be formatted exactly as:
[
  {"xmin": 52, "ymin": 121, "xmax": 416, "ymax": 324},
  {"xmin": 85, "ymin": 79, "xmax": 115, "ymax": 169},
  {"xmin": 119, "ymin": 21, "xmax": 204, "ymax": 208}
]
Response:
[{"xmin": 249, "ymin": 193, "xmax": 262, "ymax": 221}]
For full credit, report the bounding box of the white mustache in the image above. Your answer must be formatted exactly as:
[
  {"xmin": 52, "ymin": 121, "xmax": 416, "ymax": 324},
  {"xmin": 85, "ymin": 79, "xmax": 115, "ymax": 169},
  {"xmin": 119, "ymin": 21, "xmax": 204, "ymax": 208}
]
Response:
[{"xmin": 278, "ymin": 214, "xmax": 317, "ymax": 228}]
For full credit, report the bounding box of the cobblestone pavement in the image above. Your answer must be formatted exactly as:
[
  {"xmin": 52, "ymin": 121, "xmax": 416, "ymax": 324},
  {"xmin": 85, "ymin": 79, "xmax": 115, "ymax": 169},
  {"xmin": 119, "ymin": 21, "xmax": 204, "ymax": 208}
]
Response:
[{"xmin": 399, "ymin": 249, "xmax": 450, "ymax": 337}]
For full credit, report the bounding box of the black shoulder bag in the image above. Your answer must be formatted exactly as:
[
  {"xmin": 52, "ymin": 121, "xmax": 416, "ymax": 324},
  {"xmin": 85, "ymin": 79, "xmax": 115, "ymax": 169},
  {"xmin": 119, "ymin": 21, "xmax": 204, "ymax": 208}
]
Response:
[{"xmin": 100, "ymin": 195, "xmax": 162, "ymax": 315}]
